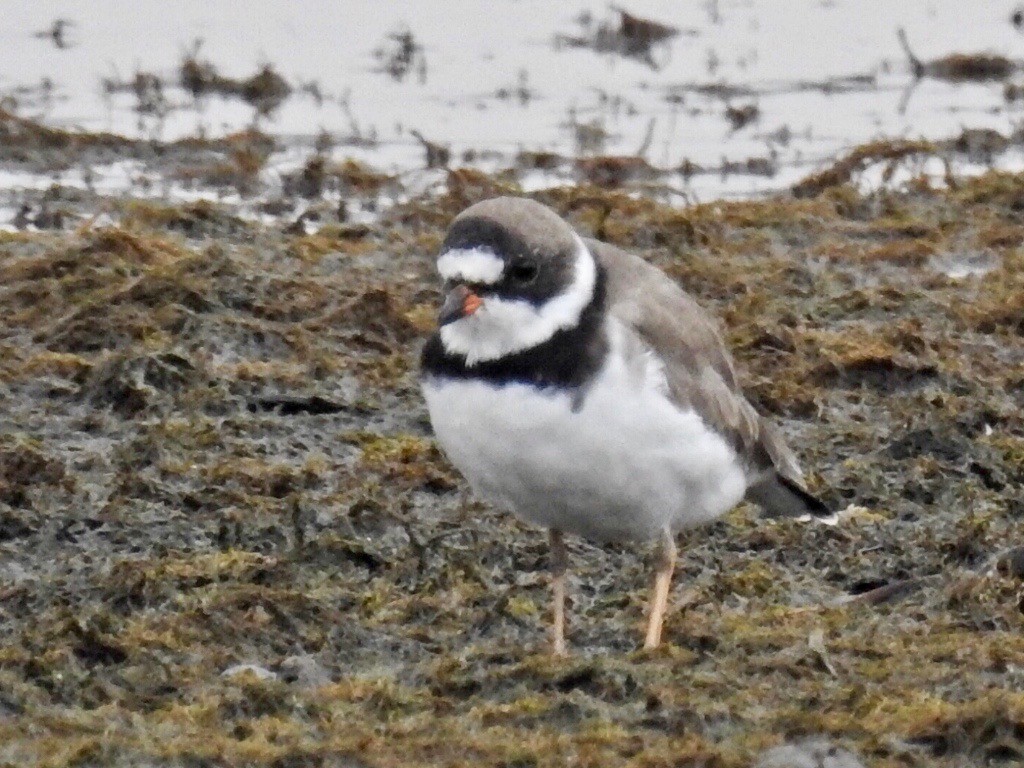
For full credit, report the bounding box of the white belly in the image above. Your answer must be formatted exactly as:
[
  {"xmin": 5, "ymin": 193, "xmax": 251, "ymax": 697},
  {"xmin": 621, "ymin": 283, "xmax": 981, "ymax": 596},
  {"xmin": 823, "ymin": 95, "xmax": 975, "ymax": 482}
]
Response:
[{"xmin": 421, "ymin": 331, "xmax": 747, "ymax": 542}]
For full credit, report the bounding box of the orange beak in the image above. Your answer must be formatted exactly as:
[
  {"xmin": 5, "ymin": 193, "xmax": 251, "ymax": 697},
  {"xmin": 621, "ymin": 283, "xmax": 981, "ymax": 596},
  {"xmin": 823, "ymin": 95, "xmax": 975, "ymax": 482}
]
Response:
[{"xmin": 439, "ymin": 284, "xmax": 483, "ymax": 326}]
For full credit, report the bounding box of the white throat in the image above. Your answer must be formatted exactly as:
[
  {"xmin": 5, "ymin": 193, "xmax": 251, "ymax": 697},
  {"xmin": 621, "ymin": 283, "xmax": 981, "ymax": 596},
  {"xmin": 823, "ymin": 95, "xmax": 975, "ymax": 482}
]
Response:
[{"xmin": 439, "ymin": 235, "xmax": 597, "ymax": 366}]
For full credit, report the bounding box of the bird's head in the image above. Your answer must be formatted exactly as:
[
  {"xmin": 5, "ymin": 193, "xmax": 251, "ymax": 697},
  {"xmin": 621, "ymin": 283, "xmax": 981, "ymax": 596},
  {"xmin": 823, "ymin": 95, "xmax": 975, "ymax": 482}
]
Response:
[{"xmin": 434, "ymin": 197, "xmax": 597, "ymax": 366}]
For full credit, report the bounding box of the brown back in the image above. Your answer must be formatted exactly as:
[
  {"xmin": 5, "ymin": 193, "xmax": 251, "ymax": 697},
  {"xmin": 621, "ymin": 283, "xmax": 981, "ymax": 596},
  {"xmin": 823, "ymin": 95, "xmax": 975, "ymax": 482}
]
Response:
[{"xmin": 588, "ymin": 238, "xmax": 804, "ymax": 485}]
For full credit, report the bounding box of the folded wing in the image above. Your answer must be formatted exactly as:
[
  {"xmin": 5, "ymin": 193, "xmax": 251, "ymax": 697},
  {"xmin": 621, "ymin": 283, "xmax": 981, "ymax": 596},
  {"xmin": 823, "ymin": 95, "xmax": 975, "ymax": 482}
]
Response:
[{"xmin": 588, "ymin": 238, "xmax": 831, "ymax": 520}]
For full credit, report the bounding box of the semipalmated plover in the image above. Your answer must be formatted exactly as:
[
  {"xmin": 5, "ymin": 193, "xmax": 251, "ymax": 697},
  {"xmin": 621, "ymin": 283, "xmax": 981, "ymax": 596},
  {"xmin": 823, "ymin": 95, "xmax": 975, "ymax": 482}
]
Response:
[{"xmin": 420, "ymin": 197, "xmax": 833, "ymax": 654}]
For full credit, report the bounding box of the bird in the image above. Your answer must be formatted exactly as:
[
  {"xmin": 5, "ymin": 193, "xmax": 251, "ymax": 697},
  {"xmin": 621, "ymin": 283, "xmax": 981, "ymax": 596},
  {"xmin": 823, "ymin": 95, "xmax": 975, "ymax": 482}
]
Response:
[{"xmin": 419, "ymin": 196, "xmax": 833, "ymax": 655}]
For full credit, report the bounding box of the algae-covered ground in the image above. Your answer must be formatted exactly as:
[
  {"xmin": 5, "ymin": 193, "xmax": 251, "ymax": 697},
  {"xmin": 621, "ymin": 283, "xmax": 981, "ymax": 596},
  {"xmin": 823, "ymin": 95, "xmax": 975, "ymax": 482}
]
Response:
[{"xmin": 1, "ymin": 157, "xmax": 1024, "ymax": 767}]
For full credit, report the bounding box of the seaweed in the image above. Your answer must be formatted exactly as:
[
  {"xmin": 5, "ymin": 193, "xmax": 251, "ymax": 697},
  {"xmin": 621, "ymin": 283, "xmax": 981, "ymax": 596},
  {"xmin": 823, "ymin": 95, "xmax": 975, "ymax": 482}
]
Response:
[
  {"xmin": 1, "ymin": 170, "xmax": 1023, "ymax": 766},
  {"xmin": 792, "ymin": 139, "xmax": 937, "ymax": 197}
]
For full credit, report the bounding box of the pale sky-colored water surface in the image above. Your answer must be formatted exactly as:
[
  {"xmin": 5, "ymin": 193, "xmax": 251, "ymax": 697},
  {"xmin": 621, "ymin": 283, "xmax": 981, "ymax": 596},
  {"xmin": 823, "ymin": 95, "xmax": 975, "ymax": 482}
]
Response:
[{"xmin": 2, "ymin": 1, "xmax": 1024, "ymax": 201}]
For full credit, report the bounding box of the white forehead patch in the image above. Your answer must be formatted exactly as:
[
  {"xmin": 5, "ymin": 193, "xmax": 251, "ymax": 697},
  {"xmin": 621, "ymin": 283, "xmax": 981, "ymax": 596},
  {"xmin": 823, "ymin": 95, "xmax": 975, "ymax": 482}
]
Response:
[{"xmin": 437, "ymin": 247, "xmax": 505, "ymax": 285}]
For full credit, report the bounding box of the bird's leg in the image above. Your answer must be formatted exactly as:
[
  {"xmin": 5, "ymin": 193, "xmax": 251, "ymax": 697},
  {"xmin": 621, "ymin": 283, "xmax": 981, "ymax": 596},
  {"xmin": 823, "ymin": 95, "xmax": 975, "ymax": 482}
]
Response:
[
  {"xmin": 643, "ymin": 528, "xmax": 677, "ymax": 650},
  {"xmin": 549, "ymin": 528, "xmax": 568, "ymax": 656}
]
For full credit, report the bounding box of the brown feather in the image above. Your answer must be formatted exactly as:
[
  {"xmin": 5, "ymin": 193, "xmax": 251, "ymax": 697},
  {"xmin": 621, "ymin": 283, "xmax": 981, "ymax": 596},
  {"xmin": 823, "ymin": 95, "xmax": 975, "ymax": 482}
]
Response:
[{"xmin": 587, "ymin": 239, "xmax": 815, "ymax": 511}]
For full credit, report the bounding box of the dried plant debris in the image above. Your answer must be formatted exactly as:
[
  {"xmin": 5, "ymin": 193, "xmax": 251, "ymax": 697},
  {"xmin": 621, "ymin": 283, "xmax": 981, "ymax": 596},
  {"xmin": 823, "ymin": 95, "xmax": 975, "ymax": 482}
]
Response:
[
  {"xmin": 495, "ymin": 70, "xmax": 535, "ymax": 105},
  {"xmin": 725, "ymin": 102, "xmax": 759, "ymax": 131},
  {"xmin": 574, "ymin": 155, "xmax": 657, "ymax": 187},
  {"xmin": 32, "ymin": 18, "xmax": 76, "ymax": 50},
  {"xmin": 179, "ymin": 45, "xmax": 292, "ymax": 114},
  {"xmin": 410, "ymin": 129, "xmax": 451, "ymax": 169},
  {"xmin": 172, "ymin": 129, "xmax": 276, "ymax": 194},
  {"xmin": 0, "ymin": 106, "xmax": 283, "ymax": 200},
  {"xmin": 557, "ymin": 6, "xmax": 686, "ymax": 69},
  {"xmin": 282, "ymin": 155, "xmax": 394, "ymax": 199},
  {"xmin": 1, "ymin": 163, "xmax": 1024, "ymax": 766},
  {"xmin": 373, "ymin": 26, "xmax": 427, "ymax": 83},
  {"xmin": 898, "ymin": 28, "xmax": 1019, "ymax": 82},
  {"xmin": 0, "ymin": 106, "xmax": 143, "ymax": 159},
  {"xmin": 97, "ymin": 49, "xmax": 293, "ymax": 125},
  {"xmin": 103, "ymin": 69, "xmax": 170, "ymax": 119},
  {"xmin": 792, "ymin": 138, "xmax": 938, "ymax": 197},
  {"xmin": 792, "ymin": 130, "xmax": 1024, "ymax": 197}
]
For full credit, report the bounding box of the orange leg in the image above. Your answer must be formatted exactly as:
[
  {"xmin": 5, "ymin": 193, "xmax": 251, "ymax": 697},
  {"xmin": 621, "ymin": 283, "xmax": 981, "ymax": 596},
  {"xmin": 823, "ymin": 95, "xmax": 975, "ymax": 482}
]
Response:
[
  {"xmin": 549, "ymin": 529, "xmax": 568, "ymax": 656},
  {"xmin": 643, "ymin": 528, "xmax": 677, "ymax": 650}
]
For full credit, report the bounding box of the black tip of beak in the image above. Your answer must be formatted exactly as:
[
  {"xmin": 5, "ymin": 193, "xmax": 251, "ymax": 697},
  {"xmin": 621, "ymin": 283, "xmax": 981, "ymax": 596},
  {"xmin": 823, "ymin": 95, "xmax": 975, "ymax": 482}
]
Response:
[{"xmin": 439, "ymin": 284, "xmax": 471, "ymax": 326}]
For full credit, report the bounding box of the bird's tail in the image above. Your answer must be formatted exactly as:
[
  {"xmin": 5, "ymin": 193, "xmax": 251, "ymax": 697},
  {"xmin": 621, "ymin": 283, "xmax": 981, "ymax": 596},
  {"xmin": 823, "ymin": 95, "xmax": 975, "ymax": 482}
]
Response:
[{"xmin": 745, "ymin": 472, "xmax": 837, "ymax": 525}]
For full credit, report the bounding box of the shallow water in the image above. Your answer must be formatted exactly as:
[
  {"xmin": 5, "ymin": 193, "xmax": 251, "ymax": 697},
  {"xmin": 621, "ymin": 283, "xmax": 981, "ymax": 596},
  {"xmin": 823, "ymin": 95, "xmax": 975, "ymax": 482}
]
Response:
[{"xmin": 2, "ymin": 1, "xmax": 1024, "ymax": 204}]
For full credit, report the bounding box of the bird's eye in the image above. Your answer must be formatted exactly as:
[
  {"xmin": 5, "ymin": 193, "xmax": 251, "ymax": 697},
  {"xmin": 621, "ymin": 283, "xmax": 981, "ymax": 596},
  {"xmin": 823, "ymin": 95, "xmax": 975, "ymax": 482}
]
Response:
[{"xmin": 509, "ymin": 261, "xmax": 538, "ymax": 284}]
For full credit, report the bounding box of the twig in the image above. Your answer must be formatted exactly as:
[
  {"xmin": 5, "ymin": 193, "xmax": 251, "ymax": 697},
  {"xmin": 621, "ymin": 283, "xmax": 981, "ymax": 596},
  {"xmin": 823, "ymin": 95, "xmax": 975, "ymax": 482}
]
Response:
[
  {"xmin": 897, "ymin": 28, "xmax": 926, "ymax": 79},
  {"xmin": 636, "ymin": 117, "xmax": 656, "ymax": 158},
  {"xmin": 829, "ymin": 575, "xmax": 939, "ymax": 607}
]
